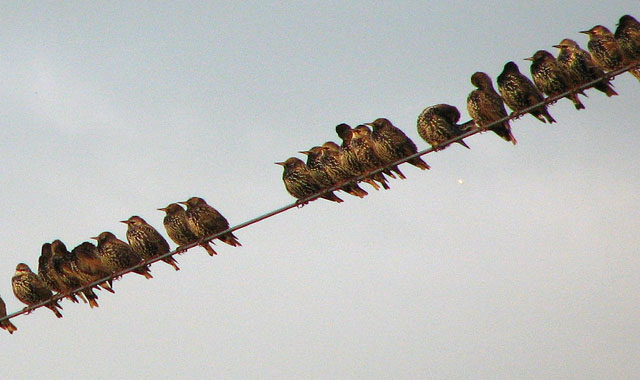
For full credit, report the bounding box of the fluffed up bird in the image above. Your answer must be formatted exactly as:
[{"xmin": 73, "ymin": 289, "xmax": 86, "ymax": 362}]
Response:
[
  {"xmin": 553, "ymin": 39, "xmax": 618, "ymax": 97},
  {"xmin": 92, "ymin": 232, "xmax": 153, "ymax": 279},
  {"xmin": 181, "ymin": 197, "xmax": 242, "ymax": 255},
  {"xmin": 158, "ymin": 203, "xmax": 202, "ymax": 253},
  {"xmin": 276, "ymin": 157, "xmax": 344, "ymax": 205},
  {"xmin": 318, "ymin": 142, "xmax": 368, "ymax": 198},
  {"xmin": 300, "ymin": 146, "xmax": 340, "ymax": 189},
  {"xmin": 497, "ymin": 61, "xmax": 557, "ymax": 123},
  {"xmin": 368, "ymin": 118, "xmax": 430, "ymax": 173},
  {"xmin": 417, "ymin": 104, "xmax": 472, "ymax": 150},
  {"xmin": 12, "ymin": 263, "xmax": 63, "ymax": 318},
  {"xmin": 51, "ymin": 240, "xmax": 99, "ymax": 308},
  {"xmin": 615, "ymin": 15, "xmax": 640, "ymax": 62},
  {"xmin": 467, "ymin": 72, "xmax": 517, "ymax": 144},
  {"xmin": 335, "ymin": 123, "xmax": 389, "ymax": 190},
  {"xmin": 70, "ymin": 242, "xmax": 115, "ymax": 293},
  {"xmin": 581, "ymin": 25, "xmax": 640, "ymax": 81},
  {"xmin": 122, "ymin": 216, "xmax": 179, "ymax": 270},
  {"xmin": 526, "ymin": 50, "xmax": 586, "ymax": 110},
  {"xmin": 0, "ymin": 295, "xmax": 18, "ymax": 334}
]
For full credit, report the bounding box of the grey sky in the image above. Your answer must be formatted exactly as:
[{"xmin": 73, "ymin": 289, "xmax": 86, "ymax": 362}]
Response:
[{"xmin": 1, "ymin": 2, "xmax": 639, "ymax": 379}]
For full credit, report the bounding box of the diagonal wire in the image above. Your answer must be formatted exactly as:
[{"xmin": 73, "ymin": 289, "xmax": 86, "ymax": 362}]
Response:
[{"xmin": 1, "ymin": 62, "xmax": 637, "ymax": 325}]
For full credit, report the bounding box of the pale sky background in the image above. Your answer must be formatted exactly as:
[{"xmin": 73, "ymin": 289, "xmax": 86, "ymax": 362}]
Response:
[{"xmin": 1, "ymin": 2, "xmax": 639, "ymax": 379}]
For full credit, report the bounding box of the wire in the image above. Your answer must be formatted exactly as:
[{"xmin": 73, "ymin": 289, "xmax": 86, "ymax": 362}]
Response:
[{"xmin": 1, "ymin": 62, "xmax": 637, "ymax": 325}]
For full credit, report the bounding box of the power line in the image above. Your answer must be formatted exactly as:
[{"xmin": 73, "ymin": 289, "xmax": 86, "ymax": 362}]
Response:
[{"xmin": 1, "ymin": 62, "xmax": 637, "ymax": 325}]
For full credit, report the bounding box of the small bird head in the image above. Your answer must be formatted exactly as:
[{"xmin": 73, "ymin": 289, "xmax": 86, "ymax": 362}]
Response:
[
  {"xmin": 618, "ymin": 15, "xmax": 640, "ymax": 28},
  {"xmin": 72, "ymin": 242, "xmax": 98, "ymax": 258},
  {"xmin": 275, "ymin": 157, "xmax": 305, "ymax": 171},
  {"xmin": 121, "ymin": 215, "xmax": 147, "ymax": 226},
  {"xmin": 553, "ymin": 38, "xmax": 579, "ymax": 50},
  {"xmin": 470, "ymin": 72, "xmax": 494, "ymax": 90},
  {"xmin": 158, "ymin": 203, "xmax": 184, "ymax": 215},
  {"xmin": 435, "ymin": 104, "xmax": 461, "ymax": 124},
  {"xmin": 15, "ymin": 263, "xmax": 32, "ymax": 274},
  {"xmin": 180, "ymin": 197, "xmax": 206, "ymax": 209},
  {"xmin": 321, "ymin": 141, "xmax": 341, "ymax": 152},
  {"xmin": 366, "ymin": 118, "xmax": 393, "ymax": 131},
  {"xmin": 353, "ymin": 124, "xmax": 372, "ymax": 137},
  {"xmin": 335, "ymin": 123, "xmax": 353, "ymax": 141},
  {"xmin": 502, "ymin": 61, "xmax": 520, "ymax": 74},
  {"xmin": 40, "ymin": 243, "xmax": 52, "ymax": 259},
  {"xmin": 580, "ymin": 25, "xmax": 613, "ymax": 37},
  {"xmin": 51, "ymin": 240, "xmax": 69, "ymax": 257},
  {"xmin": 92, "ymin": 231, "xmax": 117, "ymax": 245},
  {"xmin": 525, "ymin": 50, "xmax": 554, "ymax": 63}
]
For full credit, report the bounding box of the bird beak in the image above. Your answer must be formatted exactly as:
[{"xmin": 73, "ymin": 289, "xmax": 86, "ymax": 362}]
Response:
[
  {"xmin": 552, "ymin": 44, "xmax": 563, "ymax": 48},
  {"xmin": 90, "ymin": 236, "xmax": 99, "ymax": 241},
  {"xmin": 298, "ymin": 151, "xmax": 310, "ymax": 155},
  {"xmin": 157, "ymin": 207, "xmax": 167, "ymax": 212},
  {"xmin": 120, "ymin": 220, "xmax": 129, "ymax": 224},
  {"xmin": 274, "ymin": 162, "xmax": 285, "ymax": 166},
  {"xmin": 524, "ymin": 56, "xmax": 534, "ymax": 61},
  {"xmin": 579, "ymin": 30, "xmax": 590, "ymax": 35},
  {"xmin": 178, "ymin": 201, "xmax": 189, "ymax": 206}
]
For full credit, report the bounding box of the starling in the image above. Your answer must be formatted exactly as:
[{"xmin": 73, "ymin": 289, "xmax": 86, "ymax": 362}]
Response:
[
  {"xmin": 300, "ymin": 146, "xmax": 338, "ymax": 188},
  {"xmin": 275, "ymin": 157, "xmax": 344, "ymax": 204},
  {"xmin": 615, "ymin": 15, "xmax": 640, "ymax": 62},
  {"xmin": 70, "ymin": 242, "xmax": 115, "ymax": 293},
  {"xmin": 351, "ymin": 124, "xmax": 404, "ymax": 180},
  {"xmin": 335, "ymin": 123, "xmax": 387, "ymax": 190},
  {"xmin": 122, "ymin": 216, "xmax": 180, "ymax": 271},
  {"xmin": 497, "ymin": 61, "xmax": 557, "ymax": 123},
  {"xmin": 51, "ymin": 240, "xmax": 99, "ymax": 308},
  {"xmin": 466, "ymin": 72, "xmax": 517, "ymax": 144},
  {"xmin": 319, "ymin": 141, "xmax": 368, "ymax": 198},
  {"xmin": 0, "ymin": 295, "xmax": 18, "ymax": 334},
  {"xmin": 416, "ymin": 104, "xmax": 472, "ymax": 150},
  {"xmin": 92, "ymin": 232, "xmax": 153, "ymax": 279},
  {"xmin": 525, "ymin": 50, "xmax": 586, "ymax": 110},
  {"xmin": 581, "ymin": 25, "xmax": 640, "ymax": 81},
  {"xmin": 158, "ymin": 203, "xmax": 212, "ymax": 255},
  {"xmin": 12, "ymin": 263, "xmax": 63, "ymax": 318},
  {"xmin": 367, "ymin": 118, "xmax": 430, "ymax": 173},
  {"xmin": 181, "ymin": 197, "xmax": 242, "ymax": 255},
  {"xmin": 38, "ymin": 241, "xmax": 83, "ymax": 304},
  {"xmin": 553, "ymin": 39, "xmax": 618, "ymax": 97}
]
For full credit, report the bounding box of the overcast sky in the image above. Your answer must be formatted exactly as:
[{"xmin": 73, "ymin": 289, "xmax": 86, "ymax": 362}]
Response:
[{"xmin": 1, "ymin": 2, "xmax": 639, "ymax": 379}]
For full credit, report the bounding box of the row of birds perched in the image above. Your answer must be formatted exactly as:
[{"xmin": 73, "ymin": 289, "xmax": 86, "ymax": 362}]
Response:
[
  {"xmin": 0, "ymin": 197, "xmax": 241, "ymax": 334},
  {"xmin": 276, "ymin": 14, "xmax": 640, "ymax": 203},
  {"xmin": 2, "ymin": 13, "xmax": 639, "ymax": 335}
]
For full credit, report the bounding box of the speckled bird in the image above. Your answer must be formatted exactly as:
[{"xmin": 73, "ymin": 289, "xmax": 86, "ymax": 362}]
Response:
[
  {"xmin": 122, "ymin": 215, "xmax": 179, "ymax": 271},
  {"xmin": 275, "ymin": 157, "xmax": 344, "ymax": 204},
  {"xmin": 51, "ymin": 239, "xmax": 99, "ymax": 308},
  {"xmin": 615, "ymin": 15, "xmax": 640, "ymax": 62},
  {"xmin": 70, "ymin": 242, "xmax": 115, "ymax": 294},
  {"xmin": 416, "ymin": 104, "xmax": 472, "ymax": 150},
  {"xmin": 158, "ymin": 203, "xmax": 206, "ymax": 254},
  {"xmin": 38, "ymin": 243, "xmax": 63, "ymax": 295},
  {"xmin": 319, "ymin": 141, "xmax": 368, "ymax": 198},
  {"xmin": 525, "ymin": 50, "xmax": 586, "ymax": 110},
  {"xmin": 92, "ymin": 231, "xmax": 153, "ymax": 279},
  {"xmin": 181, "ymin": 197, "xmax": 242, "ymax": 254},
  {"xmin": 368, "ymin": 118, "xmax": 430, "ymax": 175},
  {"xmin": 554, "ymin": 39, "xmax": 618, "ymax": 97},
  {"xmin": 12, "ymin": 263, "xmax": 63, "ymax": 318},
  {"xmin": 335, "ymin": 123, "xmax": 387, "ymax": 190},
  {"xmin": 352, "ymin": 123, "xmax": 406, "ymax": 180},
  {"xmin": 497, "ymin": 61, "xmax": 557, "ymax": 123},
  {"xmin": 467, "ymin": 72, "xmax": 517, "ymax": 144},
  {"xmin": 581, "ymin": 25, "xmax": 640, "ymax": 81},
  {"xmin": 300, "ymin": 146, "xmax": 337, "ymax": 188},
  {"xmin": 0, "ymin": 295, "xmax": 18, "ymax": 334}
]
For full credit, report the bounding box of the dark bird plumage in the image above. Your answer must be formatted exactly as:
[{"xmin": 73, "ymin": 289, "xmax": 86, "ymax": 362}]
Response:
[
  {"xmin": 122, "ymin": 216, "xmax": 179, "ymax": 271},
  {"xmin": 51, "ymin": 240, "xmax": 99, "ymax": 308},
  {"xmin": 581, "ymin": 25, "xmax": 640, "ymax": 81},
  {"xmin": 12, "ymin": 263, "xmax": 63, "ymax": 318},
  {"xmin": 181, "ymin": 197, "xmax": 242, "ymax": 254},
  {"xmin": 526, "ymin": 50, "xmax": 586, "ymax": 110},
  {"xmin": 467, "ymin": 72, "xmax": 517, "ymax": 144},
  {"xmin": 615, "ymin": 15, "xmax": 640, "ymax": 62},
  {"xmin": 38, "ymin": 243, "xmax": 62, "ymax": 294},
  {"xmin": 335, "ymin": 123, "xmax": 387, "ymax": 190},
  {"xmin": 300, "ymin": 146, "xmax": 339, "ymax": 188},
  {"xmin": 318, "ymin": 141, "xmax": 368, "ymax": 198},
  {"xmin": 368, "ymin": 118, "xmax": 430, "ymax": 174},
  {"xmin": 70, "ymin": 242, "xmax": 115, "ymax": 293},
  {"xmin": 497, "ymin": 61, "xmax": 557, "ymax": 123},
  {"xmin": 92, "ymin": 232, "xmax": 153, "ymax": 279},
  {"xmin": 0, "ymin": 295, "xmax": 18, "ymax": 334},
  {"xmin": 276, "ymin": 157, "xmax": 344, "ymax": 204},
  {"xmin": 158, "ymin": 203, "xmax": 204, "ymax": 253},
  {"xmin": 554, "ymin": 39, "xmax": 618, "ymax": 97},
  {"xmin": 416, "ymin": 104, "xmax": 472, "ymax": 150}
]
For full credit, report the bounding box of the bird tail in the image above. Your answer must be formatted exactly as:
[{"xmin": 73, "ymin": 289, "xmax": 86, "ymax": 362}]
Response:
[
  {"xmin": 163, "ymin": 256, "xmax": 181, "ymax": 271},
  {"xmin": 76, "ymin": 291, "xmax": 88, "ymax": 304},
  {"xmin": 343, "ymin": 183, "xmax": 368, "ymax": 198},
  {"xmin": 604, "ymin": 84, "xmax": 619, "ymax": 97},
  {"xmin": 408, "ymin": 157, "xmax": 430, "ymax": 170},
  {"xmin": 629, "ymin": 68, "xmax": 640, "ymax": 82},
  {"xmin": 372, "ymin": 173, "xmax": 391, "ymax": 190},
  {"xmin": 570, "ymin": 94, "xmax": 586, "ymax": 110},
  {"xmin": 201, "ymin": 243, "xmax": 218, "ymax": 256},
  {"xmin": 1, "ymin": 320, "xmax": 18, "ymax": 334},
  {"xmin": 84, "ymin": 289, "xmax": 99, "ymax": 309},
  {"xmin": 48, "ymin": 302, "xmax": 64, "ymax": 318},
  {"xmin": 321, "ymin": 191, "xmax": 344, "ymax": 203},
  {"xmin": 457, "ymin": 139, "xmax": 471, "ymax": 149},
  {"xmin": 361, "ymin": 178, "xmax": 381, "ymax": 191},
  {"xmin": 221, "ymin": 233, "xmax": 242, "ymax": 247},
  {"xmin": 99, "ymin": 281, "xmax": 115, "ymax": 293},
  {"xmin": 543, "ymin": 110, "xmax": 556, "ymax": 124},
  {"xmin": 134, "ymin": 266, "xmax": 154, "ymax": 279},
  {"xmin": 390, "ymin": 165, "xmax": 407, "ymax": 179}
]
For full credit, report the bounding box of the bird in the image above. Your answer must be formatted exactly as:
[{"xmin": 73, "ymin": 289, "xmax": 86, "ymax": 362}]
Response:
[
  {"xmin": 12, "ymin": 263, "xmax": 63, "ymax": 318},
  {"xmin": 180, "ymin": 197, "xmax": 242, "ymax": 255},
  {"xmin": 318, "ymin": 141, "xmax": 368, "ymax": 198},
  {"xmin": 92, "ymin": 232, "xmax": 153, "ymax": 279},
  {"xmin": 351, "ymin": 124, "xmax": 405, "ymax": 180},
  {"xmin": 416, "ymin": 104, "xmax": 472, "ymax": 150},
  {"xmin": 497, "ymin": 61, "xmax": 557, "ymax": 123},
  {"xmin": 0, "ymin": 295, "xmax": 18, "ymax": 334},
  {"xmin": 300, "ymin": 146, "xmax": 339, "ymax": 188},
  {"xmin": 367, "ymin": 118, "xmax": 430, "ymax": 174},
  {"xmin": 70, "ymin": 242, "xmax": 115, "ymax": 293},
  {"xmin": 275, "ymin": 157, "xmax": 344, "ymax": 204},
  {"xmin": 122, "ymin": 215, "xmax": 180, "ymax": 271},
  {"xmin": 525, "ymin": 50, "xmax": 586, "ymax": 110},
  {"xmin": 335, "ymin": 123, "xmax": 388, "ymax": 190},
  {"xmin": 39, "ymin": 241, "xmax": 84, "ymax": 304},
  {"xmin": 553, "ymin": 39, "xmax": 618, "ymax": 97},
  {"xmin": 581, "ymin": 25, "xmax": 640, "ymax": 81},
  {"xmin": 158, "ymin": 203, "xmax": 211, "ymax": 255},
  {"xmin": 51, "ymin": 239, "xmax": 99, "ymax": 308},
  {"xmin": 467, "ymin": 71, "xmax": 517, "ymax": 144},
  {"xmin": 615, "ymin": 15, "xmax": 640, "ymax": 63}
]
